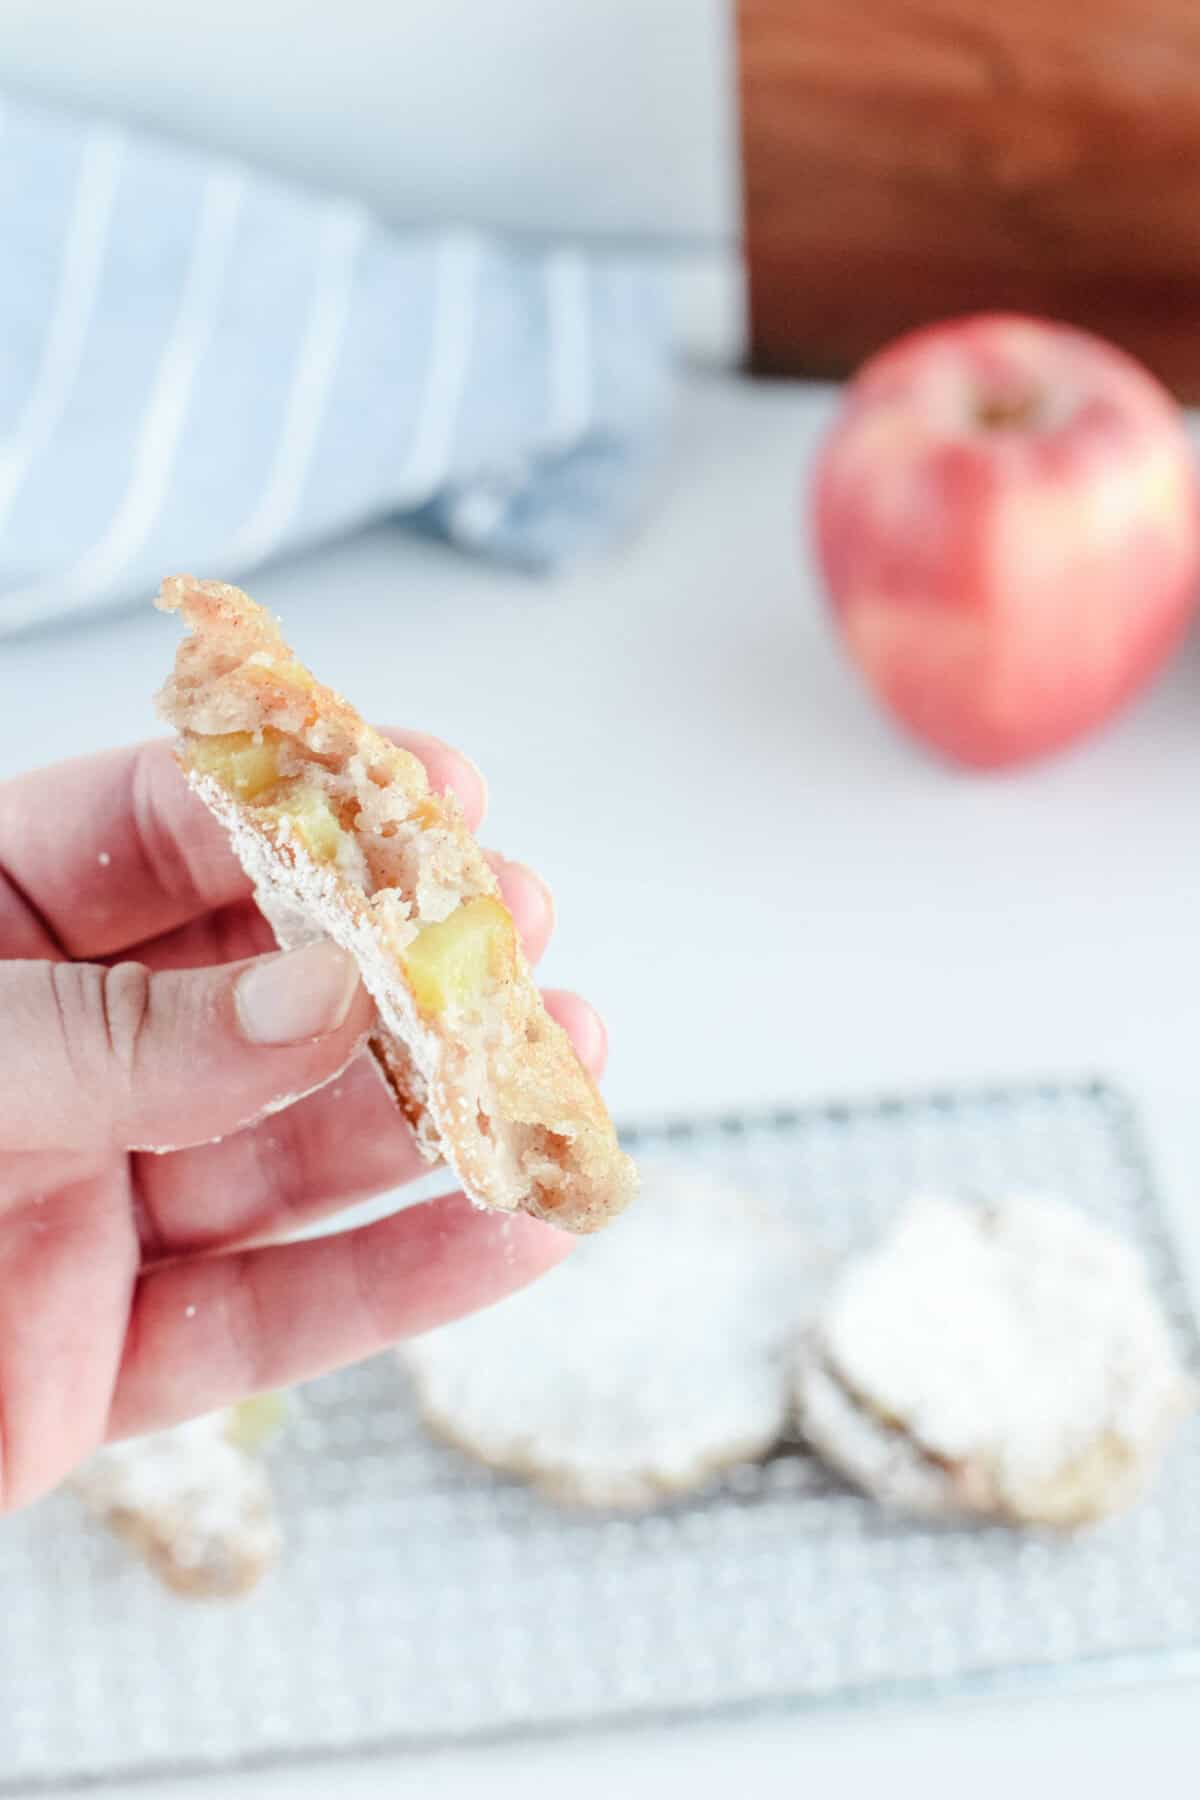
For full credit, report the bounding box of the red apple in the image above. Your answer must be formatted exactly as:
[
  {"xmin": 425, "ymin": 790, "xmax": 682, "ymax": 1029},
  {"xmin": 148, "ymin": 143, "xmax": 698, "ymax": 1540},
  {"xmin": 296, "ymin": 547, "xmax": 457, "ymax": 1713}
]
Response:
[{"xmin": 813, "ymin": 314, "xmax": 1200, "ymax": 768}]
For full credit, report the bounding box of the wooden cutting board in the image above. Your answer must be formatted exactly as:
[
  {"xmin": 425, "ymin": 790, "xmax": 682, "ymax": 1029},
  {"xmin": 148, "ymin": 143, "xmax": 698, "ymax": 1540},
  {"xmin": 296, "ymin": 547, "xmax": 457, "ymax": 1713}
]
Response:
[{"xmin": 739, "ymin": 0, "xmax": 1200, "ymax": 394}]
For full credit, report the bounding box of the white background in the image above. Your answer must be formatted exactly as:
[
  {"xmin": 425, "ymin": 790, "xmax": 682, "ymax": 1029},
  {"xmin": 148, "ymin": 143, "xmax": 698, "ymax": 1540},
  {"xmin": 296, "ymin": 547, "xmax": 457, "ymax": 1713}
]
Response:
[
  {"xmin": 0, "ymin": 0, "xmax": 736, "ymax": 240},
  {"xmin": 1, "ymin": 6, "xmax": 1197, "ymax": 1794}
]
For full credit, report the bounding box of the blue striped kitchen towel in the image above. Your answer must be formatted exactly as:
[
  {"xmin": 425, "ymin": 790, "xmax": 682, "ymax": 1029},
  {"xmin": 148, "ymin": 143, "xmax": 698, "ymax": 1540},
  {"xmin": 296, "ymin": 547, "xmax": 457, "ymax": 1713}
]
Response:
[{"xmin": 0, "ymin": 94, "xmax": 671, "ymax": 637}]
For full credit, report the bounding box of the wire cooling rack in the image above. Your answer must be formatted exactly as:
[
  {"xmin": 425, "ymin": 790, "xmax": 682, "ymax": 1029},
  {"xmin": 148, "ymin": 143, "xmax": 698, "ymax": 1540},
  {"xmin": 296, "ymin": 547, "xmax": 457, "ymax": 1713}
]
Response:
[{"xmin": 5, "ymin": 1080, "xmax": 1200, "ymax": 1791}]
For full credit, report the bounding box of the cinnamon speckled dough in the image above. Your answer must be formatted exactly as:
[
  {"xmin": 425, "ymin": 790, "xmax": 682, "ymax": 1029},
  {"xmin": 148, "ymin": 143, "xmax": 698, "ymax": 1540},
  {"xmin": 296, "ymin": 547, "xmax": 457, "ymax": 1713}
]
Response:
[
  {"xmin": 70, "ymin": 1408, "xmax": 282, "ymax": 1599},
  {"xmin": 155, "ymin": 576, "xmax": 635, "ymax": 1235},
  {"xmin": 401, "ymin": 1166, "xmax": 806, "ymax": 1508},
  {"xmin": 795, "ymin": 1194, "xmax": 1194, "ymax": 1527}
]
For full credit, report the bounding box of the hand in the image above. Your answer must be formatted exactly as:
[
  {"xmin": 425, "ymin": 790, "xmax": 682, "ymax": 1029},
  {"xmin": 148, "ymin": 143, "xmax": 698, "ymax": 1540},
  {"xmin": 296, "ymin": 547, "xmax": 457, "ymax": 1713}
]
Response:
[{"xmin": 0, "ymin": 734, "xmax": 600, "ymax": 1513}]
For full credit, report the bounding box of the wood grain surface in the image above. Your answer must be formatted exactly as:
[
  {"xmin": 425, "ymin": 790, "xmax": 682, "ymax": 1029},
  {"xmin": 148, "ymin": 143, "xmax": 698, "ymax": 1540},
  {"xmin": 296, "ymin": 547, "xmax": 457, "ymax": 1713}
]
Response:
[{"xmin": 739, "ymin": 0, "xmax": 1200, "ymax": 393}]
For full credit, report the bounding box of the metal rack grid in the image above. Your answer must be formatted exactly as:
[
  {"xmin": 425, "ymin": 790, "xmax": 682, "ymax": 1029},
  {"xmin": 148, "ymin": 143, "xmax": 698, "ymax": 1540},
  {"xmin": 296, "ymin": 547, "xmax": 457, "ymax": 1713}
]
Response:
[{"xmin": 5, "ymin": 1080, "xmax": 1199, "ymax": 1791}]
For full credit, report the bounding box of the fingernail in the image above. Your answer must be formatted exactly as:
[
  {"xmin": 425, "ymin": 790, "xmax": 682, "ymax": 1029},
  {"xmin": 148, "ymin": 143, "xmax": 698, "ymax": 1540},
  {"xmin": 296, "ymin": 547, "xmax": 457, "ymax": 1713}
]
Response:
[
  {"xmin": 236, "ymin": 942, "xmax": 361, "ymax": 1046},
  {"xmin": 501, "ymin": 859, "xmax": 556, "ymax": 936},
  {"xmin": 451, "ymin": 751, "xmax": 488, "ymax": 824},
  {"xmin": 573, "ymin": 1001, "xmax": 608, "ymax": 1071}
]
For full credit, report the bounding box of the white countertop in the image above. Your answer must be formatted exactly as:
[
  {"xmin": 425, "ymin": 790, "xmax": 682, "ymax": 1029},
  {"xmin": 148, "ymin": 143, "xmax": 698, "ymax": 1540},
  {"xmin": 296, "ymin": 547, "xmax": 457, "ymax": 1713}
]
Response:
[{"xmin": 4, "ymin": 372, "xmax": 1198, "ymax": 1794}]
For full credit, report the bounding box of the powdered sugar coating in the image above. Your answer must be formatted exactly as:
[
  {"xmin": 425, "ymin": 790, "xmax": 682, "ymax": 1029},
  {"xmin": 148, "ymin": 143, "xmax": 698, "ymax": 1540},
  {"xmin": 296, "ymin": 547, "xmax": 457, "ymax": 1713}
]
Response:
[
  {"xmin": 796, "ymin": 1194, "xmax": 1193, "ymax": 1525},
  {"xmin": 401, "ymin": 1166, "xmax": 806, "ymax": 1507},
  {"xmin": 71, "ymin": 1410, "xmax": 281, "ymax": 1597}
]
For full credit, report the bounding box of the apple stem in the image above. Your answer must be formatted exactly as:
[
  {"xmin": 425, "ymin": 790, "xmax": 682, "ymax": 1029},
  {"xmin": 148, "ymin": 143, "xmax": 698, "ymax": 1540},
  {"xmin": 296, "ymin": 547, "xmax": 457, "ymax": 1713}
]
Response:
[{"xmin": 975, "ymin": 389, "xmax": 1040, "ymax": 431}]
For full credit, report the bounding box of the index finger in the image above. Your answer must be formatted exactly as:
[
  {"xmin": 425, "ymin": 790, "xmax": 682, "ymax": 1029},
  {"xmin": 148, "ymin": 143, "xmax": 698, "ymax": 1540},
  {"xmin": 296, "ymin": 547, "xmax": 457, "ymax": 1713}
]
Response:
[
  {"xmin": 0, "ymin": 730, "xmax": 487, "ymax": 960},
  {"xmin": 108, "ymin": 1193, "xmax": 573, "ymax": 1439}
]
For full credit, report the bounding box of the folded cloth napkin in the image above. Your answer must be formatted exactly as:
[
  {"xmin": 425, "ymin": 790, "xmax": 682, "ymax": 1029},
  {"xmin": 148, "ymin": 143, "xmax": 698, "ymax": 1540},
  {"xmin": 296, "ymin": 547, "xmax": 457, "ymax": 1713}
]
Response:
[{"xmin": 0, "ymin": 94, "xmax": 671, "ymax": 636}]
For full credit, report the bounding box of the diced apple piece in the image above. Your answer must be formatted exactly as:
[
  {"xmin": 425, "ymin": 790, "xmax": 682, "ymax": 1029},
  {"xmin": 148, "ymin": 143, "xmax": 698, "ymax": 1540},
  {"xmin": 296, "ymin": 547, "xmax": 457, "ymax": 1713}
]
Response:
[
  {"xmin": 189, "ymin": 731, "xmax": 281, "ymax": 801},
  {"xmin": 278, "ymin": 787, "xmax": 344, "ymax": 864},
  {"xmin": 402, "ymin": 896, "xmax": 516, "ymax": 1017},
  {"xmin": 224, "ymin": 1393, "xmax": 288, "ymax": 1452}
]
